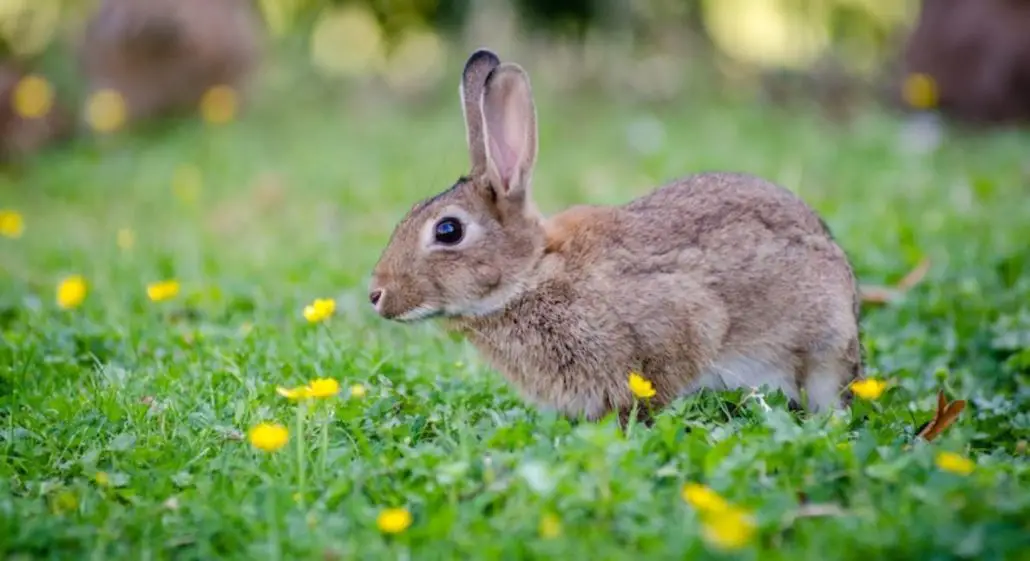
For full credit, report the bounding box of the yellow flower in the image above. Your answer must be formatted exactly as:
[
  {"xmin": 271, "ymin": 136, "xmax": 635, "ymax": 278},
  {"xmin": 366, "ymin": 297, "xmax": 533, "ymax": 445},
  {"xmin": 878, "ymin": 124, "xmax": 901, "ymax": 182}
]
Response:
[
  {"xmin": 147, "ymin": 280, "xmax": 180, "ymax": 302},
  {"xmin": 277, "ymin": 378, "xmax": 341, "ymax": 400},
  {"xmin": 850, "ymin": 378, "xmax": 888, "ymax": 400},
  {"xmin": 199, "ymin": 85, "xmax": 238, "ymax": 125},
  {"xmin": 682, "ymin": 483, "xmax": 730, "ymax": 513},
  {"xmin": 12, "ymin": 74, "xmax": 54, "ymax": 119},
  {"xmin": 701, "ymin": 506, "xmax": 756, "ymax": 551},
  {"xmin": 94, "ymin": 472, "xmax": 110, "ymax": 487},
  {"xmin": 248, "ymin": 422, "xmax": 289, "ymax": 452},
  {"xmin": 56, "ymin": 275, "xmax": 88, "ymax": 310},
  {"xmin": 902, "ymin": 73, "xmax": 938, "ymax": 110},
  {"xmin": 376, "ymin": 507, "xmax": 412, "ymax": 534},
  {"xmin": 303, "ymin": 298, "xmax": 336, "ymax": 323},
  {"xmin": 935, "ymin": 451, "xmax": 975, "ymax": 476},
  {"xmin": 628, "ymin": 371, "xmax": 656, "ymax": 399},
  {"xmin": 117, "ymin": 228, "xmax": 135, "ymax": 251},
  {"xmin": 51, "ymin": 490, "xmax": 79, "ymax": 515},
  {"xmin": 0, "ymin": 209, "xmax": 25, "ymax": 239},
  {"xmin": 308, "ymin": 378, "xmax": 340, "ymax": 398},
  {"xmin": 85, "ymin": 89, "xmax": 128, "ymax": 133},
  {"xmin": 350, "ymin": 383, "xmax": 367, "ymax": 398},
  {"xmin": 539, "ymin": 512, "xmax": 562, "ymax": 539}
]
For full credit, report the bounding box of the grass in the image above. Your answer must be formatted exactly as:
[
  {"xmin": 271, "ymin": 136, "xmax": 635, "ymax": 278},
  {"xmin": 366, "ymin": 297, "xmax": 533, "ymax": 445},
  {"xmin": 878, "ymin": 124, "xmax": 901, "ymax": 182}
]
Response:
[{"xmin": 2, "ymin": 67, "xmax": 1030, "ymax": 560}]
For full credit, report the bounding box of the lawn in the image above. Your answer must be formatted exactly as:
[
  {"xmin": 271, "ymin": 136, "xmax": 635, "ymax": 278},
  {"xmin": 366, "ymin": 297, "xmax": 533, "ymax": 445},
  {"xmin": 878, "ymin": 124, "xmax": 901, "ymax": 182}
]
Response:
[{"xmin": 1, "ymin": 68, "xmax": 1029, "ymax": 560}]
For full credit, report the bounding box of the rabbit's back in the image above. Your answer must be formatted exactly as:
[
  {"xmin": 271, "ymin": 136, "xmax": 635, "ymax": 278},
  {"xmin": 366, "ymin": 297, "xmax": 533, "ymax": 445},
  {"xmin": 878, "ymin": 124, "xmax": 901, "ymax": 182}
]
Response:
[{"xmin": 618, "ymin": 171, "xmax": 858, "ymax": 353}]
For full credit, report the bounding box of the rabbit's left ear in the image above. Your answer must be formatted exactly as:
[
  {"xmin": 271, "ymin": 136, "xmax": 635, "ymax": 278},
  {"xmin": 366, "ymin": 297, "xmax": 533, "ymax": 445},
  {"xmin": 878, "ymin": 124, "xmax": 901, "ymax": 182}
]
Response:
[
  {"xmin": 460, "ymin": 49, "xmax": 501, "ymax": 176},
  {"xmin": 481, "ymin": 62, "xmax": 537, "ymax": 201}
]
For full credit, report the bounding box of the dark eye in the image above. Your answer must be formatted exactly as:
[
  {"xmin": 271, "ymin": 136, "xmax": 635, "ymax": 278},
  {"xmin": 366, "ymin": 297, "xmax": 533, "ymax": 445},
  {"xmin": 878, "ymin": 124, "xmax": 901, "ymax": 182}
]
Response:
[{"xmin": 434, "ymin": 217, "xmax": 464, "ymax": 245}]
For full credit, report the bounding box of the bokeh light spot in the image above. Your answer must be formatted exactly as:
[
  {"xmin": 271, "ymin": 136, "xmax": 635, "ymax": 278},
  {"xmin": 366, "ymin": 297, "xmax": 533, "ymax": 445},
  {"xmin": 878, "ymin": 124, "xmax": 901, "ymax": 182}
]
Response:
[
  {"xmin": 903, "ymin": 73, "xmax": 939, "ymax": 110},
  {"xmin": 383, "ymin": 28, "xmax": 446, "ymax": 93},
  {"xmin": 702, "ymin": 0, "xmax": 830, "ymax": 70},
  {"xmin": 12, "ymin": 74, "xmax": 54, "ymax": 119},
  {"xmin": 310, "ymin": 6, "xmax": 385, "ymax": 78},
  {"xmin": 85, "ymin": 89, "xmax": 128, "ymax": 133},
  {"xmin": 200, "ymin": 85, "xmax": 238, "ymax": 125},
  {"xmin": 0, "ymin": 0, "xmax": 61, "ymax": 57}
]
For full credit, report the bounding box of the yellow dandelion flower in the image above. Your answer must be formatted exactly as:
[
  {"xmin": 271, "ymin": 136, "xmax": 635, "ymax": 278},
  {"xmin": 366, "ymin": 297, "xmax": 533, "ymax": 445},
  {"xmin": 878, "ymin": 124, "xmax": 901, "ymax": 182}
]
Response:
[
  {"xmin": 94, "ymin": 471, "xmax": 110, "ymax": 487},
  {"xmin": 350, "ymin": 383, "xmax": 367, "ymax": 398},
  {"xmin": 935, "ymin": 451, "xmax": 975, "ymax": 476},
  {"xmin": 303, "ymin": 298, "xmax": 336, "ymax": 323},
  {"xmin": 628, "ymin": 371, "xmax": 656, "ymax": 399},
  {"xmin": 199, "ymin": 85, "xmax": 238, "ymax": 125},
  {"xmin": 147, "ymin": 280, "xmax": 180, "ymax": 302},
  {"xmin": 682, "ymin": 483, "xmax": 730, "ymax": 513},
  {"xmin": 12, "ymin": 74, "xmax": 54, "ymax": 119},
  {"xmin": 539, "ymin": 512, "xmax": 562, "ymax": 539},
  {"xmin": 902, "ymin": 73, "xmax": 938, "ymax": 110},
  {"xmin": 850, "ymin": 378, "xmax": 887, "ymax": 401},
  {"xmin": 276, "ymin": 385, "xmax": 311, "ymax": 400},
  {"xmin": 248, "ymin": 422, "xmax": 289, "ymax": 452},
  {"xmin": 56, "ymin": 275, "xmax": 88, "ymax": 310},
  {"xmin": 85, "ymin": 89, "xmax": 128, "ymax": 133},
  {"xmin": 51, "ymin": 489, "xmax": 79, "ymax": 515},
  {"xmin": 376, "ymin": 507, "xmax": 412, "ymax": 534},
  {"xmin": 278, "ymin": 378, "xmax": 339, "ymax": 400},
  {"xmin": 117, "ymin": 228, "xmax": 135, "ymax": 251},
  {"xmin": 0, "ymin": 209, "xmax": 25, "ymax": 239},
  {"xmin": 307, "ymin": 378, "xmax": 340, "ymax": 398},
  {"xmin": 701, "ymin": 506, "xmax": 756, "ymax": 551}
]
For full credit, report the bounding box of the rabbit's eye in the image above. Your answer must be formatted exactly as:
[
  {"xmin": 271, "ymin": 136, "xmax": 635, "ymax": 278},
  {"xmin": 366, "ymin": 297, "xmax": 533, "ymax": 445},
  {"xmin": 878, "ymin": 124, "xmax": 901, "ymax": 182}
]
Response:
[{"xmin": 434, "ymin": 217, "xmax": 464, "ymax": 245}]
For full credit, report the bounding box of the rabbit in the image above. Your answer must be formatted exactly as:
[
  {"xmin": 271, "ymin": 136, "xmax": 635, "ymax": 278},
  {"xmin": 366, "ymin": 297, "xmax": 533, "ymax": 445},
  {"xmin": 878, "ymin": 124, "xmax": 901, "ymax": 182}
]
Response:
[
  {"xmin": 368, "ymin": 49, "xmax": 863, "ymax": 422},
  {"xmin": 78, "ymin": 0, "xmax": 262, "ymax": 124}
]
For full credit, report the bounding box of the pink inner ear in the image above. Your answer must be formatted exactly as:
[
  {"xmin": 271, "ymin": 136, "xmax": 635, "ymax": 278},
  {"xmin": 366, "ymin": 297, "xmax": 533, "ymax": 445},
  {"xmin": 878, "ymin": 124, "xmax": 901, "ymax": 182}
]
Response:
[{"xmin": 484, "ymin": 80, "xmax": 527, "ymax": 193}]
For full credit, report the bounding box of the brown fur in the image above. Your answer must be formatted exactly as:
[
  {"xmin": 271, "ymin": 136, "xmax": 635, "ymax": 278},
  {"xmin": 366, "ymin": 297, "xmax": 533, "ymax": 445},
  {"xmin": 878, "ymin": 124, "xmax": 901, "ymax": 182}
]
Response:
[
  {"xmin": 370, "ymin": 50, "xmax": 862, "ymax": 421},
  {"xmin": 79, "ymin": 0, "xmax": 262, "ymax": 123},
  {"xmin": 902, "ymin": 0, "xmax": 1030, "ymax": 124}
]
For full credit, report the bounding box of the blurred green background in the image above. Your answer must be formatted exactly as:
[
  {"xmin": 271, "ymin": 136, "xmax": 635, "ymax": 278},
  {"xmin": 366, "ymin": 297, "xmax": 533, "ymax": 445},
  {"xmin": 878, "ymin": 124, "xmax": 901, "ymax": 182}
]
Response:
[{"xmin": 1, "ymin": 0, "xmax": 922, "ymax": 126}]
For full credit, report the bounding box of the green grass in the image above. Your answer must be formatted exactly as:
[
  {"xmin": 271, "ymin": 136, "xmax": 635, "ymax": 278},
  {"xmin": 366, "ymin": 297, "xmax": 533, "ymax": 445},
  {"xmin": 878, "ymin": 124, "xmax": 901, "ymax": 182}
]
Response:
[{"xmin": 2, "ymin": 75, "xmax": 1029, "ymax": 560}]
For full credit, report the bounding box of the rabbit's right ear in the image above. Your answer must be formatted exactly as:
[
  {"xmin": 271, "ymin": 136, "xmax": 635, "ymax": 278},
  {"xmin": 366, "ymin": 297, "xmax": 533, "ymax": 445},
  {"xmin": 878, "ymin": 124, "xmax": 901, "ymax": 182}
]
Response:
[
  {"xmin": 481, "ymin": 63, "xmax": 537, "ymax": 202},
  {"xmin": 460, "ymin": 49, "xmax": 501, "ymax": 175}
]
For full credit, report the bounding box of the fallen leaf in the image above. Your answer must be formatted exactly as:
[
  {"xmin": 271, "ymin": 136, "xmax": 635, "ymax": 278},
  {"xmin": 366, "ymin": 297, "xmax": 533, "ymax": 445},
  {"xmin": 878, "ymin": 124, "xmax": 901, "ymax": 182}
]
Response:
[
  {"xmin": 915, "ymin": 390, "xmax": 965, "ymax": 442},
  {"xmin": 860, "ymin": 257, "xmax": 931, "ymax": 305}
]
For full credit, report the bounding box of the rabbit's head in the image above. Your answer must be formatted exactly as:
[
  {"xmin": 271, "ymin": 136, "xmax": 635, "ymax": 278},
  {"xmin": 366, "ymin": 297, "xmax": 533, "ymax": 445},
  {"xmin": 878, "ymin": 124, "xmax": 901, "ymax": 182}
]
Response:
[{"xmin": 370, "ymin": 50, "xmax": 545, "ymax": 321}]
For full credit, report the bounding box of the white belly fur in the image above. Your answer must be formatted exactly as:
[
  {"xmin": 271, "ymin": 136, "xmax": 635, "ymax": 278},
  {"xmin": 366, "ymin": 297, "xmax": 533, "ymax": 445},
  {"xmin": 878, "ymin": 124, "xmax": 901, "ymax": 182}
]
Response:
[{"xmin": 690, "ymin": 353, "xmax": 799, "ymax": 402}]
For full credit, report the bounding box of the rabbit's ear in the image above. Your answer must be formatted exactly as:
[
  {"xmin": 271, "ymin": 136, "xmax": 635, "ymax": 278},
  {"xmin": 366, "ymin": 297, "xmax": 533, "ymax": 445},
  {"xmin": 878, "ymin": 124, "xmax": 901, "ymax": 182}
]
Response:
[
  {"xmin": 460, "ymin": 49, "xmax": 501, "ymax": 175},
  {"xmin": 481, "ymin": 62, "xmax": 537, "ymax": 201}
]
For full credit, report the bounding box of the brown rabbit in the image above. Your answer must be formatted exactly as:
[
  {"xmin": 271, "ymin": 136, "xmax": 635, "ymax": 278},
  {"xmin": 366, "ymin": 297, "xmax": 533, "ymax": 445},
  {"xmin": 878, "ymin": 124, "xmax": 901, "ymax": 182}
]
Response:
[
  {"xmin": 79, "ymin": 0, "xmax": 262, "ymax": 123},
  {"xmin": 369, "ymin": 49, "xmax": 863, "ymax": 422}
]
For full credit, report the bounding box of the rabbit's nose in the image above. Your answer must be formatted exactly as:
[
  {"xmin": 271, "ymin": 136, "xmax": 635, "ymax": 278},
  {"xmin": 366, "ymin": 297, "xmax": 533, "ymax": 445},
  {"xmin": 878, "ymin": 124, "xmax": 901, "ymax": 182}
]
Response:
[{"xmin": 369, "ymin": 289, "xmax": 383, "ymax": 307}]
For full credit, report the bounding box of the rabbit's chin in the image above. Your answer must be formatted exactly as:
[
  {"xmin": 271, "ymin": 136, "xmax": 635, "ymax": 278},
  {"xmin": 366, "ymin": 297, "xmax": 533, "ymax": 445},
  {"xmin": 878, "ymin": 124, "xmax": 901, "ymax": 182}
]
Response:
[{"xmin": 393, "ymin": 305, "xmax": 444, "ymax": 323}]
